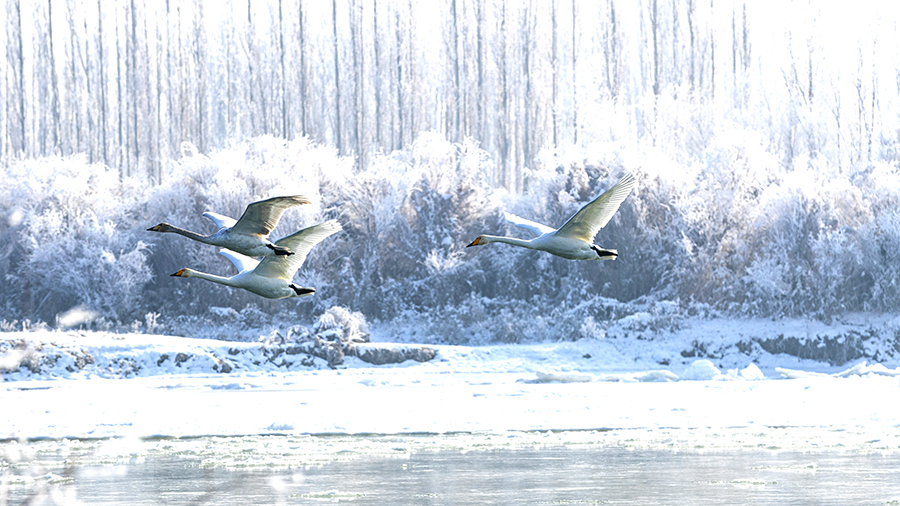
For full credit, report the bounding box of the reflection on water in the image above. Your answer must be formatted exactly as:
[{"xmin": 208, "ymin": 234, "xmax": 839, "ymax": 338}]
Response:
[{"xmin": 3, "ymin": 430, "xmax": 900, "ymax": 505}]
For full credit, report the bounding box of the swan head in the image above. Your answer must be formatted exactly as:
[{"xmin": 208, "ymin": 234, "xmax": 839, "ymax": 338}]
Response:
[
  {"xmin": 170, "ymin": 268, "xmax": 192, "ymax": 278},
  {"xmin": 148, "ymin": 223, "xmax": 172, "ymax": 232},
  {"xmin": 466, "ymin": 236, "xmax": 486, "ymax": 247}
]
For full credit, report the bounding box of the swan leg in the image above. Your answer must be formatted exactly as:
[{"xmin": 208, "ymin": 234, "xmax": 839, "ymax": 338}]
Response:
[
  {"xmin": 591, "ymin": 245, "xmax": 618, "ymax": 259},
  {"xmin": 290, "ymin": 284, "xmax": 315, "ymax": 296},
  {"xmin": 267, "ymin": 244, "xmax": 295, "ymax": 256}
]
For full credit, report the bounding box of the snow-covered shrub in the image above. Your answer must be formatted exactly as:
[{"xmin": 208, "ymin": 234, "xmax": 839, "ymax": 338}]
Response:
[
  {"xmin": 0, "ymin": 155, "xmax": 152, "ymax": 323},
  {"xmin": 313, "ymin": 306, "xmax": 369, "ymax": 343},
  {"xmin": 2, "ymin": 129, "xmax": 900, "ymax": 339}
]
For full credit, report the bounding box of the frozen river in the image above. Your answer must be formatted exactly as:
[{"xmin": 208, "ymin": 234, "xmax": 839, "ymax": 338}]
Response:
[
  {"xmin": 4, "ymin": 334, "xmax": 900, "ymax": 505},
  {"xmin": 4, "ymin": 431, "xmax": 900, "ymax": 505}
]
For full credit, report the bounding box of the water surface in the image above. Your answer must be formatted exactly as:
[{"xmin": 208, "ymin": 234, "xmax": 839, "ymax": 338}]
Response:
[{"xmin": 4, "ymin": 430, "xmax": 900, "ymax": 505}]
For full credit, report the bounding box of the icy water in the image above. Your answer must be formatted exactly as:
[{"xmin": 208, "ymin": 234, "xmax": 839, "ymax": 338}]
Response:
[{"xmin": 4, "ymin": 430, "xmax": 900, "ymax": 505}]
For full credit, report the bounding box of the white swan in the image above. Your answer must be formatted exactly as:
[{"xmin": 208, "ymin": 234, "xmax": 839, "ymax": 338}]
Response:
[
  {"xmin": 148, "ymin": 195, "xmax": 312, "ymax": 257},
  {"xmin": 170, "ymin": 220, "xmax": 342, "ymax": 299},
  {"xmin": 466, "ymin": 173, "xmax": 637, "ymax": 260}
]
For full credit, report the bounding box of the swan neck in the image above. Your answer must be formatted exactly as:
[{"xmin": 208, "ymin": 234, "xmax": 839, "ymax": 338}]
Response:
[
  {"xmin": 189, "ymin": 270, "xmax": 236, "ymax": 287},
  {"xmin": 483, "ymin": 235, "xmax": 535, "ymax": 249},
  {"xmin": 169, "ymin": 226, "xmax": 213, "ymax": 243}
]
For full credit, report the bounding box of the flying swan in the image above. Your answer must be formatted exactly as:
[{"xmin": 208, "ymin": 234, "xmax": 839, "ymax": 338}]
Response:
[
  {"xmin": 170, "ymin": 220, "xmax": 342, "ymax": 299},
  {"xmin": 466, "ymin": 173, "xmax": 637, "ymax": 260},
  {"xmin": 148, "ymin": 195, "xmax": 312, "ymax": 257}
]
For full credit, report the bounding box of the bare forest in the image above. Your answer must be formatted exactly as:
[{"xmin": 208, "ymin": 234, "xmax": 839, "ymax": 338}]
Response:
[{"xmin": 2, "ymin": 0, "xmax": 900, "ymax": 342}]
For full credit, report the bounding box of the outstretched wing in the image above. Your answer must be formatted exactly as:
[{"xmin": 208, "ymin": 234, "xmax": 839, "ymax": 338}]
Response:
[
  {"xmin": 230, "ymin": 195, "xmax": 313, "ymax": 236},
  {"xmin": 202, "ymin": 211, "xmax": 237, "ymax": 230},
  {"xmin": 504, "ymin": 211, "xmax": 555, "ymax": 236},
  {"xmin": 554, "ymin": 173, "xmax": 637, "ymax": 243},
  {"xmin": 252, "ymin": 220, "xmax": 343, "ymax": 279},
  {"xmin": 219, "ymin": 249, "xmax": 260, "ymax": 274}
]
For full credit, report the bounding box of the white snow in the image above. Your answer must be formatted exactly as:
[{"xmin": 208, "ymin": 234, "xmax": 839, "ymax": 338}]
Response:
[
  {"xmin": 680, "ymin": 359, "xmax": 725, "ymax": 381},
  {"xmin": 2, "ymin": 323, "xmax": 900, "ymax": 442}
]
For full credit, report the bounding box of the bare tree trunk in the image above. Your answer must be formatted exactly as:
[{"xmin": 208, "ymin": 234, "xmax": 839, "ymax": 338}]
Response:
[
  {"xmin": 154, "ymin": 2, "xmax": 164, "ymax": 181},
  {"xmin": 523, "ymin": 2, "xmax": 532, "ymax": 181},
  {"xmin": 115, "ymin": 3, "xmax": 124, "ymax": 172},
  {"xmin": 195, "ymin": 1, "xmax": 207, "ymax": 154},
  {"xmin": 129, "ymin": 0, "xmax": 140, "ymax": 175},
  {"xmin": 731, "ymin": 8, "xmax": 737, "ymax": 87},
  {"xmin": 551, "ymin": 0, "xmax": 558, "ymax": 147},
  {"xmin": 145, "ymin": 3, "xmax": 159, "ymax": 181},
  {"xmin": 97, "ymin": 0, "xmax": 107, "ymax": 164},
  {"xmin": 13, "ymin": 0, "xmax": 27, "ymax": 156},
  {"xmin": 687, "ymin": 0, "xmax": 695, "ymax": 93},
  {"xmin": 224, "ymin": 0, "xmax": 232, "ymax": 139},
  {"xmin": 332, "ymin": 0, "xmax": 342, "ymax": 154},
  {"xmin": 80, "ymin": 0, "xmax": 94, "ymax": 161},
  {"xmin": 709, "ymin": 0, "xmax": 715, "ymax": 101},
  {"xmin": 352, "ymin": 0, "xmax": 365, "ymax": 170},
  {"xmin": 449, "ymin": 0, "xmax": 461, "ymax": 142},
  {"xmin": 279, "ymin": 0, "xmax": 288, "ymax": 138},
  {"xmin": 834, "ymin": 89, "xmax": 841, "ymax": 170},
  {"xmin": 476, "ymin": 0, "xmax": 485, "ymax": 146},
  {"xmin": 247, "ymin": 2, "xmax": 264, "ymax": 137},
  {"xmin": 298, "ymin": 0, "xmax": 307, "ymax": 135},
  {"xmin": 499, "ymin": 1, "xmax": 510, "ymax": 190},
  {"xmin": 671, "ymin": 0, "xmax": 679, "ymax": 97},
  {"xmin": 48, "ymin": 0, "xmax": 61, "ymax": 153},
  {"xmin": 742, "ymin": 3, "xmax": 749, "ymax": 71},
  {"xmin": 869, "ymin": 67, "xmax": 876, "ymax": 161},
  {"xmin": 572, "ymin": 0, "xmax": 577, "ymax": 144},
  {"xmin": 395, "ymin": 6, "xmax": 403, "ymax": 150},
  {"xmin": 651, "ymin": 0, "xmax": 659, "ymax": 96},
  {"xmin": 68, "ymin": 0, "xmax": 84, "ymax": 157},
  {"xmin": 372, "ymin": 0, "xmax": 381, "ymax": 147}
]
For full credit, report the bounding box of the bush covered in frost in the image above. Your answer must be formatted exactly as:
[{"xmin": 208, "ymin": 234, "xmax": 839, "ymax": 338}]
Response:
[{"xmin": 2, "ymin": 131, "xmax": 900, "ymax": 342}]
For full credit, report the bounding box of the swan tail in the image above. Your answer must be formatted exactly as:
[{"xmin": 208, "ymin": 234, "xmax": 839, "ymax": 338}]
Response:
[{"xmin": 592, "ymin": 246, "xmax": 618, "ymax": 260}]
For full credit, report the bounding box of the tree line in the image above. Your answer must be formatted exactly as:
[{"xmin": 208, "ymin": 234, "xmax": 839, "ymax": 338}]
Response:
[{"xmin": 2, "ymin": 0, "xmax": 898, "ymax": 189}]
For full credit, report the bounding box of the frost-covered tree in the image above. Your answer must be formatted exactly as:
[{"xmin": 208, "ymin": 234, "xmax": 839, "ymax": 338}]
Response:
[{"xmin": 4, "ymin": 0, "xmax": 899, "ymax": 187}]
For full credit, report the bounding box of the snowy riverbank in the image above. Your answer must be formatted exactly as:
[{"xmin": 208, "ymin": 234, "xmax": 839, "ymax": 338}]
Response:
[
  {"xmin": 2, "ymin": 353, "xmax": 900, "ymax": 441},
  {"xmin": 3, "ymin": 312, "xmax": 900, "ymax": 382},
  {"xmin": 0, "ymin": 316, "xmax": 899, "ymax": 441},
  {"xmin": 3, "ymin": 314, "xmax": 900, "ymax": 441}
]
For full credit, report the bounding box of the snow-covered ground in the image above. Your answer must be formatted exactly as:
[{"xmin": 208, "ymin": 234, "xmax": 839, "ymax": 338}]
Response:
[
  {"xmin": 3, "ymin": 322, "xmax": 900, "ymax": 505},
  {"xmin": 2, "ymin": 317, "xmax": 900, "ymax": 442}
]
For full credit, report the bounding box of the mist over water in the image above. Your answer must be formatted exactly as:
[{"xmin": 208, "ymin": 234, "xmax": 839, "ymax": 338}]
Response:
[{"xmin": 5, "ymin": 433, "xmax": 900, "ymax": 505}]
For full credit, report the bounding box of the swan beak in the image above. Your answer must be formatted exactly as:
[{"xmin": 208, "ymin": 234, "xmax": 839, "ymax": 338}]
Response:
[
  {"xmin": 147, "ymin": 224, "xmax": 161, "ymax": 232},
  {"xmin": 466, "ymin": 237, "xmax": 481, "ymax": 247},
  {"xmin": 171, "ymin": 269, "xmax": 186, "ymax": 277}
]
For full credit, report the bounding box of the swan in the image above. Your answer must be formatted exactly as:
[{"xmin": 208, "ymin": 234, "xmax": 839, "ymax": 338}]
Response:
[
  {"xmin": 148, "ymin": 195, "xmax": 312, "ymax": 257},
  {"xmin": 170, "ymin": 220, "xmax": 342, "ymax": 299},
  {"xmin": 466, "ymin": 173, "xmax": 636, "ymax": 260}
]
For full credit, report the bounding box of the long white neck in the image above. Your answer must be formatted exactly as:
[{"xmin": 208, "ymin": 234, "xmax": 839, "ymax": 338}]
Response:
[
  {"xmin": 167, "ymin": 225, "xmax": 214, "ymax": 245},
  {"xmin": 185, "ymin": 269, "xmax": 238, "ymax": 287},
  {"xmin": 480, "ymin": 235, "xmax": 537, "ymax": 249}
]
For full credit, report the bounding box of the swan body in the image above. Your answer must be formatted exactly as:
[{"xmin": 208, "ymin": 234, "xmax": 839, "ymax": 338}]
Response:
[
  {"xmin": 148, "ymin": 195, "xmax": 312, "ymax": 257},
  {"xmin": 467, "ymin": 173, "xmax": 636, "ymax": 260},
  {"xmin": 171, "ymin": 219, "xmax": 342, "ymax": 299}
]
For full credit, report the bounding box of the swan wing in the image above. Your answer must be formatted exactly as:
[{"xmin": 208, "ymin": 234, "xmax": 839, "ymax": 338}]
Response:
[
  {"xmin": 554, "ymin": 173, "xmax": 637, "ymax": 242},
  {"xmin": 252, "ymin": 219, "xmax": 342, "ymax": 279},
  {"xmin": 202, "ymin": 211, "xmax": 237, "ymax": 230},
  {"xmin": 230, "ymin": 195, "xmax": 313, "ymax": 236},
  {"xmin": 219, "ymin": 249, "xmax": 260, "ymax": 274},
  {"xmin": 504, "ymin": 212, "xmax": 555, "ymax": 236}
]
